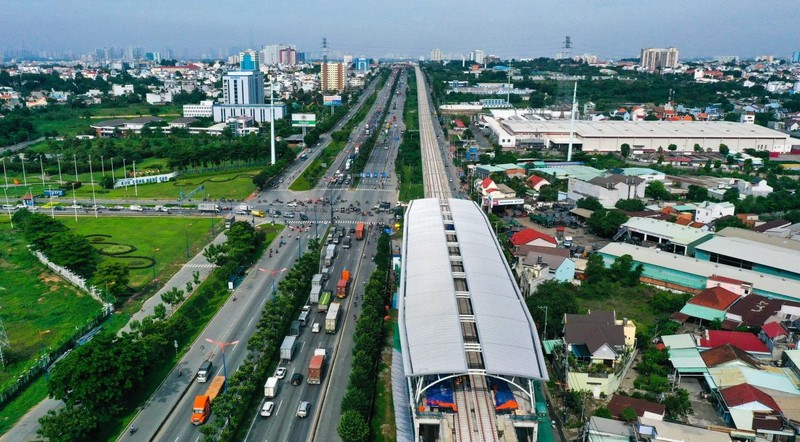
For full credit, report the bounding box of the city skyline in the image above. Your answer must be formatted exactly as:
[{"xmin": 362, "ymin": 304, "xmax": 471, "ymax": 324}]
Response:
[{"xmin": 1, "ymin": 0, "xmax": 799, "ymax": 60}]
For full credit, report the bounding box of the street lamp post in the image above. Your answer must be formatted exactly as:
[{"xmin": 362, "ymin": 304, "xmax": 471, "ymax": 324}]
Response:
[
  {"xmin": 258, "ymin": 267, "xmax": 288, "ymax": 296},
  {"xmin": 204, "ymin": 338, "xmax": 239, "ymax": 392},
  {"xmin": 88, "ymin": 156, "xmax": 98, "ymax": 219},
  {"xmin": 71, "ymin": 182, "xmax": 77, "ymax": 222},
  {"xmin": 537, "ymin": 305, "xmax": 549, "ymax": 340},
  {"xmin": 39, "ymin": 330, "xmax": 51, "ymax": 380},
  {"xmin": 184, "ymin": 224, "xmax": 192, "ymax": 259},
  {"xmin": 2, "ymin": 158, "xmax": 13, "ymax": 228}
]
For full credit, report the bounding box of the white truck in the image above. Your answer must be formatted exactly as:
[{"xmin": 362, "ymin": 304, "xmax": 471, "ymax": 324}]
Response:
[
  {"xmin": 280, "ymin": 335, "xmax": 297, "ymax": 361},
  {"xmin": 198, "ymin": 203, "xmax": 220, "ymax": 213},
  {"xmin": 312, "ymin": 274, "xmax": 323, "ymax": 288},
  {"xmin": 325, "ymin": 302, "xmax": 341, "ymax": 334},
  {"xmin": 264, "ymin": 376, "xmax": 279, "ymax": 398},
  {"xmin": 324, "ymin": 244, "xmax": 337, "ymax": 266},
  {"xmin": 309, "ymin": 285, "xmax": 322, "ymax": 304}
]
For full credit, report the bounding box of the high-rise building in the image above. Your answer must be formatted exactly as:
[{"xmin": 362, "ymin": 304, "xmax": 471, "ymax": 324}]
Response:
[
  {"xmin": 262, "ymin": 44, "xmax": 296, "ymax": 65},
  {"xmin": 430, "ymin": 49, "xmax": 442, "ymax": 62},
  {"xmin": 792, "ymin": 52, "xmax": 800, "ymax": 64},
  {"xmin": 296, "ymin": 52, "xmax": 306, "ymax": 63},
  {"xmin": 278, "ymin": 47, "xmax": 296, "ymax": 65},
  {"xmin": 473, "ymin": 49, "xmax": 485, "ymax": 65},
  {"xmin": 222, "ymin": 70, "xmax": 265, "ymax": 105},
  {"xmin": 321, "ymin": 62, "xmax": 347, "ymax": 92},
  {"xmin": 145, "ymin": 52, "xmax": 162, "ymax": 63},
  {"xmin": 639, "ymin": 47, "xmax": 679, "ymax": 71},
  {"xmin": 355, "ymin": 57, "xmax": 369, "ymax": 72},
  {"xmin": 239, "ymin": 49, "xmax": 260, "ymax": 70}
]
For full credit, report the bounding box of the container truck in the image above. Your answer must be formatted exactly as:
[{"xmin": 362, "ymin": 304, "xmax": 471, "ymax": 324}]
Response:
[
  {"xmin": 263, "ymin": 377, "xmax": 279, "ymax": 398},
  {"xmin": 336, "ymin": 278, "xmax": 349, "ymax": 298},
  {"xmin": 355, "ymin": 222, "xmax": 365, "ymax": 240},
  {"xmin": 309, "ymin": 285, "xmax": 322, "ymax": 304},
  {"xmin": 325, "ymin": 302, "xmax": 341, "ymax": 333},
  {"xmin": 342, "ymin": 269, "xmax": 350, "ymax": 282},
  {"xmin": 280, "ymin": 335, "xmax": 297, "ymax": 361},
  {"xmin": 312, "ymin": 274, "xmax": 323, "ymax": 288},
  {"xmin": 198, "ymin": 203, "xmax": 220, "ymax": 213},
  {"xmin": 321, "ymin": 267, "xmax": 331, "ymax": 282},
  {"xmin": 289, "ymin": 320, "xmax": 300, "ymax": 337},
  {"xmin": 307, "ymin": 349, "xmax": 327, "ymax": 384},
  {"xmin": 318, "ymin": 291, "xmax": 332, "ymax": 313},
  {"xmin": 191, "ymin": 375, "xmax": 225, "ymax": 425}
]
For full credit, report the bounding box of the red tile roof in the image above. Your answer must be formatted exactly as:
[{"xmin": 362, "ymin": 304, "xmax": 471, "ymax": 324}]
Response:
[
  {"xmin": 720, "ymin": 384, "xmax": 781, "ymax": 412},
  {"xmin": 454, "ymin": 119, "xmax": 466, "ymax": 128},
  {"xmin": 700, "ymin": 344, "xmax": 761, "ymax": 368},
  {"xmin": 762, "ymin": 322, "xmax": 787, "ymax": 340},
  {"xmin": 688, "ymin": 286, "xmax": 740, "ymax": 310},
  {"xmin": 510, "ymin": 228, "xmax": 557, "ymax": 247},
  {"xmin": 526, "ymin": 175, "xmax": 546, "ymax": 186},
  {"xmin": 699, "ymin": 331, "xmax": 769, "ymax": 353},
  {"xmin": 607, "ymin": 395, "xmax": 666, "ymax": 419}
]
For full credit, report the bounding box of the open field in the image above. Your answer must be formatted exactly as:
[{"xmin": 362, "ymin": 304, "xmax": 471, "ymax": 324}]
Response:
[
  {"xmin": 24, "ymin": 106, "xmax": 182, "ymax": 139},
  {"xmin": 64, "ymin": 216, "xmax": 222, "ymax": 289},
  {"xmin": 0, "ymin": 224, "xmax": 102, "ymax": 393}
]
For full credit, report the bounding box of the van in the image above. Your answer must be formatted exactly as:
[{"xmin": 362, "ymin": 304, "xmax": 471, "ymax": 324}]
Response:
[
  {"xmin": 312, "ymin": 323, "xmax": 320, "ymax": 333},
  {"xmin": 197, "ymin": 360, "xmax": 213, "ymax": 383},
  {"xmin": 298, "ymin": 311, "xmax": 309, "ymax": 327},
  {"xmin": 296, "ymin": 401, "xmax": 310, "ymax": 418}
]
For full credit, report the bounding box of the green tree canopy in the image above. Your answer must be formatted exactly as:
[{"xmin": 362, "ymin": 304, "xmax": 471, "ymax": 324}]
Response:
[
  {"xmin": 587, "ymin": 209, "xmax": 629, "ymax": 238},
  {"xmin": 614, "ymin": 199, "xmax": 645, "ymax": 212},
  {"xmin": 577, "ymin": 197, "xmax": 604, "ymax": 211},
  {"xmin": 645, "ymin": 181, "xmax": 671, "ymax": 200}
]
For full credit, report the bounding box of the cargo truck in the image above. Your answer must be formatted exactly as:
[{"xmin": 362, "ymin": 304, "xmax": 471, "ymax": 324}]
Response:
[
  {"xmin": 342, "ymin": 236, "xmax": 351, "ymax": 249},
  {"xmin": 191, "ymin": 375, "xmax": 225, "ymax": 425},
  {"xmin": 309, "ymin": 285, "xmax": 322, "ymax": 304},
  {"xmin": 355, "ymin": 222, "xmax": 365, "ymax": 240},
  {"xmin": 264, "ymin": 376, "xmax": 279, "ymax": 398},
  {"xmin": 197, "ymin": 203, "xmax": 220, "ymax": 213},
  {"xmin": 224, "ymin": 215, "xmax": 235, "ymax": 229},
  {"xmin": 289, "ymin": 320, "xmax": 300, "ymax": 337},
  {"xmin": 325, "ymin": 302, "xmax": 341, "ymax": 333},
  {"xmin": 336, "ymin": 278, "xmax": 349, "ymax": 298},
  {"xmin": 312, "ymin": 274, "xmax": 323, "ymax": 288},
  {"xmin": 307, "ymin": 348, "xmax": 327, "ymax": 384},
  {"xmin": 318, "ymin": 291, "xmax": 332, "ymax": 313},
  {"xmin": 280, "ymin": 335, "xmax": 297, "ymax": 361}
]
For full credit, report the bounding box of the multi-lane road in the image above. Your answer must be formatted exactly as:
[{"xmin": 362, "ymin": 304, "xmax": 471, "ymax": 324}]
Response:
[{"xmin": 115, "ymin": 68, "xmax": 406, "ymax": 442}]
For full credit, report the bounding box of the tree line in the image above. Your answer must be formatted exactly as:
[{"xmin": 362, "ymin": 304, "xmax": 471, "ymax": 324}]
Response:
[
  {"xmin": 37, "ymin": 221, "xmax": 265, "ymax": 441},
  {"xmin": 337, "ymin": 231, "xmax": 393, "ymax": 442}
]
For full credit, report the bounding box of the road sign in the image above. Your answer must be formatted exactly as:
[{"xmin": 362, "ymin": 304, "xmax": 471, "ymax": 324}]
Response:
[{"xmin": 292, "ymin": 113, "xmax": 317, "ymax": 128}]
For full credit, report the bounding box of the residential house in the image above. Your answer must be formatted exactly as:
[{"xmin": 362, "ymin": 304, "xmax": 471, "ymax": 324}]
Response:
[
  {"xmin": 515, "ymin": 246, "xmax": 574, "ymax": 295},
  {"xmin": 607, "ymin": 395, "xmax": 665, "ymax": 421},
  {"xmin": 509, "ymin": 228, "xmax": 557, "ymax": 251},
  {"xmin": 698, "ymin": 330, "xmax": 771, "ymax": 358},
  {"xmin": 673, "ymin": 286, "xmax": 740, "ymax": 325},
  {"xmin": 525, "ymin": 174, "xmax": 550, "ymax": 191},
  {"xmin": 637, "ymin": 417, "xmax": 732, "ymax": 442},
  {"xmin": 737, "ymin": 178, "xmax": 773, "ymax": 197},
  {"xmin": 563, "ymin": 310, "xmax": 637, "ymax": 397},
  {"xmin": 567, "ymin": 174, "xmax": 646, "ymax": 207},
  {"xmin": 759, "ymin": 321, "xmax": 789, "ymax": 353},
  {"xmin": 700, "ymin": 343, "xmax": 763, "ymax": 370},
  {"xmin": 694, "ymin": 201, "xmax": 736, "ymax": 224},
  {"xmin": 584, "ymin": 417, "xmax": 632, "ymax": 442},
  {"xmin": 718, "ymin": 384, "xmax": 791, "ymax": 438}
]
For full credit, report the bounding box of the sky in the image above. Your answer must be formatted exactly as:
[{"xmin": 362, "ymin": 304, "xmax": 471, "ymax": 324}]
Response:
[{"xmin": 2, "ymin": 0, "xmax": 798, "ymax": 60}]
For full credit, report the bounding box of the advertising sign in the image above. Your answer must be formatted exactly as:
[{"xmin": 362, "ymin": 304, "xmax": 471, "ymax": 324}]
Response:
[
  {"xmin": 323, "ymin": 95, "xmax": 342, "ymax": 106},
  {"xmin": 291, "ymin": 113, "xmax": 317, "ymax": 127}
]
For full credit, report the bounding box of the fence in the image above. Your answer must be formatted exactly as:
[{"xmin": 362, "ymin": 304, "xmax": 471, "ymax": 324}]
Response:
[{"xmin": 0, "ymin": 249, "xmax": 113, "ymax": 408}]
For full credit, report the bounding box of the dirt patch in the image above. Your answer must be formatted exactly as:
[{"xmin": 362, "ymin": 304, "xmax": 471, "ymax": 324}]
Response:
[{"xmin": 39, "ymin": 272, "xmax": 63, "ymax": 285}]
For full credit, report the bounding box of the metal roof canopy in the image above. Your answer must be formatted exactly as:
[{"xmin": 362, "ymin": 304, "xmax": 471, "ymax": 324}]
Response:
[{"xmin": 398, "ymin": 198, "xmax": 548, "ymax": 380}]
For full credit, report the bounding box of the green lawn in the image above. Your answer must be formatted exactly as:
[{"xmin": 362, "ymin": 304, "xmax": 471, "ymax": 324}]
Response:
[
  {"xmin": 64, "ymin": 216, "xmax": 221, "ymax": 289},
  {"xmin": 0, "ymin": 224, "xmax": 102, "ymax": 393}
]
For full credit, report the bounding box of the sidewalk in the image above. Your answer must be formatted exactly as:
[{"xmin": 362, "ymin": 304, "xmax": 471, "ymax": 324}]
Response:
[{"xmin": 0, "ymin": 231, "xmax": 227, "ymax": 442}]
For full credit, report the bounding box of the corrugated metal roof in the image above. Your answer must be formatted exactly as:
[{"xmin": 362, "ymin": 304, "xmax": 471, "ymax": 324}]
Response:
[
  {"xmin": 696, "ymin": 236, "xmax": 800, "ymax": 275},
  {"xmin": 679, "ymin": 303, "xmax": 726, "ymax": 322},
  {"xmin": 398, "ymin": 198, "xmax": 547, "ymax": 380},
  {"xmin": 623, "ymin": 217, "xmax": 712, "ymax": 246}
]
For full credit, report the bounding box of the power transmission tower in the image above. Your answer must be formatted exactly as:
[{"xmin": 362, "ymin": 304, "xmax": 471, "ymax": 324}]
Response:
[
  {"xmin": 556, "ymin": 36, "xmax": 574, "ymax": 108},
  {"xmin": 0, "ymin": 314, "xmax": 10, "ymax": 368}
]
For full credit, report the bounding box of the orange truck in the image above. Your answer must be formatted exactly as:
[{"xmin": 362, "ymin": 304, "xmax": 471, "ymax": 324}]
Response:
[
  {"xmin": 355, "ymin": 222, "xmax": 365, "ymax": 240},
  {"xmin": 191, "ymin": 375, "xmax": 226, "ymax": 425}
]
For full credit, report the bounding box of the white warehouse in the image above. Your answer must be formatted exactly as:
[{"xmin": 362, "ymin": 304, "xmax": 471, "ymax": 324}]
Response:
[{"xmin": 483, "ymin": 118, "xmax": 793, "ymax": 153}]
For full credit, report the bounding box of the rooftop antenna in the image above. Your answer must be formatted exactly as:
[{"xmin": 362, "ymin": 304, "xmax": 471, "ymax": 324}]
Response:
[{"xmin": 567, "ymin": 82, "xmax": 577, "ymax": 162}]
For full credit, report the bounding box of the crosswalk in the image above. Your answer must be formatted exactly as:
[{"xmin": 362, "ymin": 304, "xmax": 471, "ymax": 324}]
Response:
[{"xmin": 184, "ymin": 263, "xmax": 215, "ymax": 269}]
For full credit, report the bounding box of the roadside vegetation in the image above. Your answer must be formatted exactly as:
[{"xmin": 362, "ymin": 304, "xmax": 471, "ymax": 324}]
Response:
[{"xmin": 395, "ymin": 71, "xmax": 423, "ymax": 201}]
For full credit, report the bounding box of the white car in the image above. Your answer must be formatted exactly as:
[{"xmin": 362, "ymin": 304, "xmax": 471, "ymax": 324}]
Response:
[
  {"xmin": 311, "ymin": 323, "xmax": 320, "ymax": 333},
  {"xmin": 274, "ymin": 367, "xmax": 287, "ymax": 379},
  {"xmin": 261, "ymin": 401, "xmax": 274, "ymax": 417},
  {"xmin": 287, "ymin": 202, "xmax": 298, "ymax": 208}
]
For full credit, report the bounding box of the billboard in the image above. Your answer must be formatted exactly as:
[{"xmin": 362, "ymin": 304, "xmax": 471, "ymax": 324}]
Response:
[
  {"xmin": 323, "ymin": 95, "xmax": 342, "ymax": 106},
  {"xmin": 291, "ymin": 113, "xmax": 317, "ymax": 127}
]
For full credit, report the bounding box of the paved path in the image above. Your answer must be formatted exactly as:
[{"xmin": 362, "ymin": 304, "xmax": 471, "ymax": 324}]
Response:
[{"xmin": 0, "ymin": 231, "xmax": 227, "ymax": 442}]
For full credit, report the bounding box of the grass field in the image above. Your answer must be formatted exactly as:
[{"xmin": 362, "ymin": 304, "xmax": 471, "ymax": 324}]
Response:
[
  {"xmin": 64, "ymin": 216, "xmax": 222, "ymax": 289},
  {"xmin": 0, "ymin": 224, "xmax": 102, "ymax": 393},
  {"xmin": 25, "ymin": 106, "xmax": 182, "ymax": 139},
  {"xmin": 289, "ymin": 141, "xmax": 346, "ymax": 191}
]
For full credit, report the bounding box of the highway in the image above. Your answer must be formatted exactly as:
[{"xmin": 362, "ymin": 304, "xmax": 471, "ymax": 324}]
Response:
[{"xmin": 245, "ymin": 69, "xmax": 405, "ymax": 442}]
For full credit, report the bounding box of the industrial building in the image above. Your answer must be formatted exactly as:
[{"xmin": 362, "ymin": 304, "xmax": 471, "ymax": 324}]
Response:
[
  {"xmin": 397, "ymin": 198, "xmax": 548, "ymax": 442},
  {"xmin": 481, "ymin": 118, "xmax": 793, "ymax": 153}
]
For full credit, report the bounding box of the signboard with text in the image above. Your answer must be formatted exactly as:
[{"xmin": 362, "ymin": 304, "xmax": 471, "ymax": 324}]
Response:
[
  {"xmin": 291, "ymin": 113, "xmax": 317, "ymax": 127},
  {"xmin": 323, "ymin": 95, "xmax": 342, "ymax": 106}
]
